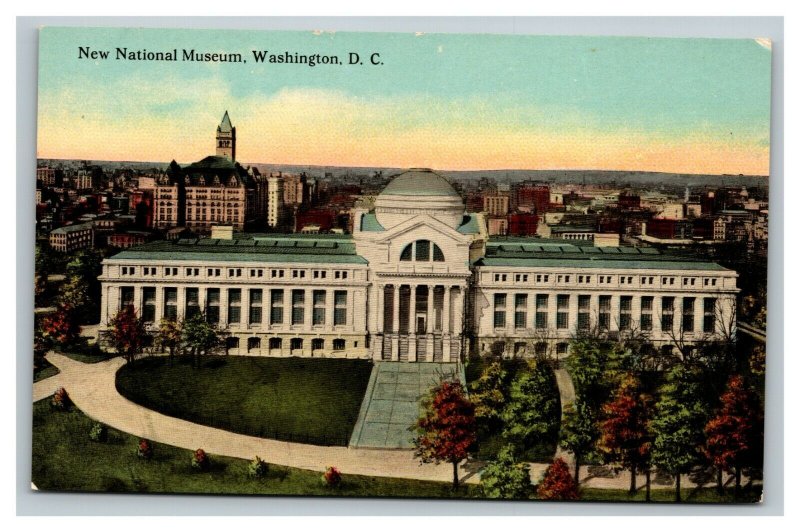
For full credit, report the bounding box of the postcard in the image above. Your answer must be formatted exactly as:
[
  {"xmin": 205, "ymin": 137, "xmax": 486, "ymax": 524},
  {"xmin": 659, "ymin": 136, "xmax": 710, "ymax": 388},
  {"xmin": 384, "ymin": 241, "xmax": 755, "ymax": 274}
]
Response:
[{"xmin": 32, "ymin": 26, "xmax": 770, "ymax": 503}]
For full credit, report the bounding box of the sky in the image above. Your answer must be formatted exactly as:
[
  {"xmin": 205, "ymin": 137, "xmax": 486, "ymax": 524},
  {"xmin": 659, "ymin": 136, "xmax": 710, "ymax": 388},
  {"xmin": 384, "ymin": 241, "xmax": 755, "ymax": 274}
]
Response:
[{"xmin": 37, "ymin": 27, "xmax": 772, "ymax": 175}]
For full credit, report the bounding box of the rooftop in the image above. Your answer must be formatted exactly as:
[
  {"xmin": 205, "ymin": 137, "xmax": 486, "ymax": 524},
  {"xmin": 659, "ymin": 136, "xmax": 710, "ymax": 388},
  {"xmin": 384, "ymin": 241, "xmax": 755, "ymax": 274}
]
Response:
[
  {"xmin": 51, "ymin": 223, "xmax": 93, "ymax": 234},
  {"xmin": 379, "ymin": 169, "xmax": 461, "ymax": 198}
]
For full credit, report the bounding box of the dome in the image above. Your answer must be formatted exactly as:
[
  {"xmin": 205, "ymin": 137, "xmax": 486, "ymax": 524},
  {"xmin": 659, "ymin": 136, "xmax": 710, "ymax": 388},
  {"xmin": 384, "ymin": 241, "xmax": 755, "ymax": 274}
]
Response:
[{"xmin": 379, "ymin": 169, "xmax": 460, "ymax": 197}]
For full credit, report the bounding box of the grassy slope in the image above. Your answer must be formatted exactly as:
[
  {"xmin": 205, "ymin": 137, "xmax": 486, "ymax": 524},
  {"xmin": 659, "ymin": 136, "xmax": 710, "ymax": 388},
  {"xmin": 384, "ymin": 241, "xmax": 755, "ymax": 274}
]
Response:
[{"xmin": 116, "ymin": 356, "xmax": 373, "ymax": 445}]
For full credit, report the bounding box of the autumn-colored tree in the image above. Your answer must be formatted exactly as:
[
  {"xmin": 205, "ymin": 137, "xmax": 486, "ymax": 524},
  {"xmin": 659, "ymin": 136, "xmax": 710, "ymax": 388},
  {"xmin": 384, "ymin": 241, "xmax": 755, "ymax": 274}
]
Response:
[
  {"xmin": 104, "ymin": 305, "xmax": 149, "ymax": 363},
  {"xmin": 413, "ymin": 379, "xmax": 477, "ymax": 490},
  {"xmin": 536, "ymin": 457, "xmax": 579, "ymax": 500},
  {"xmin": 479, "ymin": 445, "xmax": 531, "ymax": 499},
  {"xmin": 705, "ymin": 375, "xmax": 763, "ymax": 498},
  {"xmin": 40, "ymin": 304, "xmax": 81, "ymax": 349},
  {"xmin": 155, "ymin": 318, "xmax": 182, "ymax": 365},
  {"xmin": 181, "ymin": 312, "xmax": 222, "ymax": 367},
  {"xmin": 559, "ymin": 399, "xmax": 599, "ymax": 485},
  {"xmin": 651, "ymin": 364, "xmax": 707, "ymax": 502},
  {"xmin": 469, "ymin": 361, "xmax": 508, "ymax": 431},
  {"xmin": 598, "ymin": 373, "xmax": 652, "ymax": 494},
  {"xmin": 501, "ymin": 360, "xmax": 559, "ymax": 454}
]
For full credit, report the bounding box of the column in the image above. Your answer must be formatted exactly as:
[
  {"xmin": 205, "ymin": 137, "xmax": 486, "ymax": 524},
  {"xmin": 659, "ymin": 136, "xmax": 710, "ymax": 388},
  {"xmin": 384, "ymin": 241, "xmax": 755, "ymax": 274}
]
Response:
[
  {"xmin": 326, "ymin": 289, "xmax": 335, "ymax": 330},
  {"xmin": 154, "ymin": 284, "xmax": 164, "ymax": 323},
  {"xmin": 408, "ymin": 283, "xmax": 417, "ymax": 362},
  {"xmin": 133, "ymin": 284, "xmax": 143, "ymax": 314},
  {"xmin": 347, "ymin": 289, "xmax": 355, "ymax": 332},
  {"xmin": 391, "ymin": 284, "xmax": 400, "ymax": 361},
  {"xmin": 219, "ymin": 288, "xmax": 228, "ymax": 326},
  {"xmin": 426, "ymin": 284, "xmax": 435, "ymax": 362},
  {"xmin": 442, "ymin": 286, "xmax": 452, "ymax": 362},
  {"xmin": 241, "ymin": 287, "xmax": 250, "ymax": 330},
  {"xmin": 176, "ymin": 286, "xmax": 186, "ymax": 321}
]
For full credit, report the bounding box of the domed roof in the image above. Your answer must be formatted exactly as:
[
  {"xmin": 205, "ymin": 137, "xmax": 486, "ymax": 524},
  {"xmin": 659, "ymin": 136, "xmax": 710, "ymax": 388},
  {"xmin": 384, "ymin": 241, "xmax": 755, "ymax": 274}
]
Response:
[{"xmin": 379, "ymin": 168, "xmax": 460, "ymax": 197}]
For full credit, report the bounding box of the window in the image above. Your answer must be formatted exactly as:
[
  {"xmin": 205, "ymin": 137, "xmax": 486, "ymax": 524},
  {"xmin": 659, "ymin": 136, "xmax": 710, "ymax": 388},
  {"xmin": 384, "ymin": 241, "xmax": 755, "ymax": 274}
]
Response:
[
  {"xmin": 598, "ymin": 295, "xmax": 611, "ymax": 330},
  {"xmin": 703, "ymin": 298, "xmax": 716, "ymax": 333},
  {"xmin": 312, "ymin": 338, "xmax": 324, "ymax": 351},
  {"xmin": 142, "ymin": 287, "xmax": 156, "ymax": 322},
  {"xmin": 164, "ymin": 288, "xmax": 177, "ymax": 320},
  {"xmin": 535, "ymin": 294, "xmax": 548, "ymax": 329},
  {"xmin": 185, "ymin": 288, "xmax": 199, "ymax": 319},
  {"xmin": 270, "ymin": 269, "xmax": 284, "ymax": 279},
  {"xmin": 514, "ymin": 294, "xmax": 527, "ymax": 329},
  {"xmin": 334, "ymin": 270, "xmax": 349, "ymax": 280},
  {"xmin": 662, "ymin": 276, "xmax": 675, "ymax": 286},
  {"xmin": 416, "ymin": 240, "xmax": 431, "ymax": 261},
  {"xmin": 641, "ymin": 276, "xmax": 654, "ymax": 285},
  {"xmin": 313, "ymin": 290, "xmax": 326, "ymax": 325},
  {"xmin": 270, "ymin": 290, "xmax": 283, "ymax": 325},
  {"xmin": 292, "ymin": 269, "xmax": 306, "ymax": 279},
  {"xmin": 400, "ymin": 244, "xmax": 412, "ymax": 261},
  {"xmin": 290, "ymin": 338, "xmax": 303, "ymax": 351},
  {"xmin": 206, "ymin": 288, "xmax": 220, "ymax": 324},
  {"xmin": 228, "ymin": 268, "xmax": 242, "ymax": 278},
  {"xmin": 291, "ymin": 290, "xmax": 305, "ymax": 325},
  {"xmin": 268, "ymin": 337, "xmax": 282, "ymax": 350},
  {"xmin": 536, "ymin": 274, "xmax": 549, "ymax": 283},
  {"xmin": 683, "ymin": 297, "xmax": 695, "ymax": 332},
  {"xmin": 661, "ymin": 297, "xmax": 675, "ymax": 331},
  {"xmin": 226, "ymin": 337, "xmax": 239, "ymax": 349},
  {"xmin": 208, "ymin": 268, "xmax": 222, "ymax": 277},
  {"xmin": 557, "ymin": 295, "xmax": 569, "ymax": 329},
  {"xmin": 333, "ymin": 338, "xmax": 345, "ymax": 351},
  {"xmin": 578, "ymin": 295, "xmax": 591, "ymax": 331},
  {"xmin": 619, "ymin": 296, "xmax": 632, "ymax": 330},
  {"xmin": 334, "ymin": 290, "xmax": 347, "ymax": 325},
  {"xmin": 313, "ymin": 270, "xmax": 327, "ymax": 279},
  {"xmin": 494, "ymin": 273, "xmax": 508, "ymax": 282},
  {"xmin": 120, "ymin": 286, "xmax": 134, "ymax": 310},
  {"xmin": 249, "ymin": 289, "xmax": 263, "ymax": 324},
  {"xmin": 557, "ymin": 343, "xmax": 569, "ymax": 356},
  {"xmin": 493, "ymin": 293, "xmax": 507, "ymax": 328},
  {"xmin": 247, "ymin": 337, "xmax": 261, "ymax": 351},
  {"xmin": 640, "ymin": 296, "xmax": 653, "ymax": 331},
  {"xmin": 249, "ymin": 268, "xmax": 263, "ymax": 278},
  {"xmin": 401, "ymin": 240, "xmax": 444, "ymax": 262},
  {"xmin": 227, "ymin": 289, "xmax": 241, "ymax": 324},
  {"xmin": 433, "ymin": 245, "xmax": 445, "ymax": 261},
  {"xmin": 514, "ymin": 274, "xmax": 529, "ymax": 283}
]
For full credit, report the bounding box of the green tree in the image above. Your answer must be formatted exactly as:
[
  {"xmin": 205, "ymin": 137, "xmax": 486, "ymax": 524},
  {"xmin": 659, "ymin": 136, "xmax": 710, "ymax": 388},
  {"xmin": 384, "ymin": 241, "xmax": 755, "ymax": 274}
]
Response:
[
  {"xmin": 559, "ymin": 399, "xmax": 599, "ymax": 485},
  {"xmin": 58, "ymin": 249, "xmax": 104, "ymax": 323},
  {"xmin": 155, "ymin": 318, "xmax": 182, "ymax": 365},
  {"xmin": 479, "ymin": 445, "xmax": 531, "ymax": 499},
  {"xmin": 181, "ymin": 312, "xmax": 222, "ymax": 367},
  {"xmin": 469, "ymin": 361, "xmax": 508, "ymax": 431},
  {"xmin": 501, "ymin": 360, "xmax": 559, "ymax": 455},
  {"xmin": 651, "ymin": 364, "xmax": 707, "ymax": 502},
  {"xmin": 104, "ymin": 305, "xmax": 149, "ymax": 363}
]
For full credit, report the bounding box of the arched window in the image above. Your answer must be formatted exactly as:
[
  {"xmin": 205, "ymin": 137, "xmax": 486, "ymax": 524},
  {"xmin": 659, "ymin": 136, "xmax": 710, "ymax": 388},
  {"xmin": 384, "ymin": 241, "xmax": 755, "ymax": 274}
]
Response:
[
  {"xmin": 400, "ymin": 243, "xmax": 412, "ymax": 261},
  {"xmin": 400, "ymin": 240, "xmax": 446, "ymax": 262},
  {"xmin": 247, "ymin": 337, "xmax": 261, "ymax": 352},
  {"xmin": 268, "ymin": 337, "xmax": 282, "ymax": 350},
  {"xmin": 433, "ymin": 244, "xmax": 445, "ymax": 262}
]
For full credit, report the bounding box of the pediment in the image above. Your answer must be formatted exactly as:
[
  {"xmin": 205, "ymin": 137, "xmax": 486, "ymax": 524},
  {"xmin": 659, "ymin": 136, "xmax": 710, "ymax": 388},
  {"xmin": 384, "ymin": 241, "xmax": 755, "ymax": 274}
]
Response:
[{"xmin": 374, "ymin": 214, "xmax": 470, "ymax": 245}]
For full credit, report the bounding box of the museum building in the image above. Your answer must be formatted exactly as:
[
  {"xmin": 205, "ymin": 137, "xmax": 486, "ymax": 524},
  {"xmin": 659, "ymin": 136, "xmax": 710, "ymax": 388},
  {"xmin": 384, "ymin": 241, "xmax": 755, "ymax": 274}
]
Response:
[{"xmin": 98, "ymin": 168, "xmax": 739, "ymax": 362}]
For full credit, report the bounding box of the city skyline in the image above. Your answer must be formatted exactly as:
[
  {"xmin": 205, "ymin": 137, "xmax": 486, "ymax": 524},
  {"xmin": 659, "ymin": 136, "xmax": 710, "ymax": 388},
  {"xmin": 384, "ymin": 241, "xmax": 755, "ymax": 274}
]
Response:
[{"xmin": 38, "ymin": 28, "xmax": 771, "ymax": 175}]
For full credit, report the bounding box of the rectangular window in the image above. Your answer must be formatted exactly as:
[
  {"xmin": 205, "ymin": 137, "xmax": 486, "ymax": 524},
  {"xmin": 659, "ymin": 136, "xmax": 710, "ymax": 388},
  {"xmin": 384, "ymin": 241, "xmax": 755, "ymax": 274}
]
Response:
[
  {"xmin": 227, "ymin": 289, "xmax": 241, "ymax": 324},
  {"xmin": 249, "ymin": 289, "xmax": 263, "ymax": 324},
  {"xmin": 185, "ymin": 288, "xmax": 199, "ymax": 319},
  {"xmin": 120, "ymin": 286, "xmax": 134, "ymax": 309},
  {"xmin": 661, "ymin": 297, "xmax": 675, "ymax": 331},
  {"xmin": 493, "ymin": 293, "xmax": 507, "ymax": 328},
  {"xmin": 683, "ymin": 297, "xmax": 695, "ymax": 332},
  {"xmin": 535, "ymin": 294, "xmax": 548, "ymax": 329},
  {"xmin": 619, "ymin": 296, "xmax": 632, "ymax": 330},
  {"xmin": 703, "ymin": 297, "xmax": 716, "ymax": 333},
  {"xmin": 640, "ymin": 296, "xmax": 653, "ymax": 331},
  {"xmin": 142, "ymin": 287, "xmax": 156, "ymax": 322},
  {"xmin": 514, "ymin": 294, "xmax": 527, "ymax": 329},
  {"xmin": 292, "ymin": 290, "xmax": 305, "ymax": 325},
  {"xmin": 334, "ymin": 290, "xmax": 347, "ymax": 326},
  {"xmin": 270, "ymin": 289, "xmax": 283, "ymax": 325},
  {"xmin": 206, "ymin": 288, "xmax": 220, "ymax": 324},
  {"xmin": 164, "ymin": 288, "xmax": 177, "ymax": 320},
  {"xmin": 556, "ymin": 294, "xmax": 569, "ymax": 329},
  {"xmin": 313, "ymin": 290, "xmax": 326, "ymax": 325},
  {"xmin": 415, "ymin": 240, "xmax": 430, "ymax": 261},
  {"xmin": 598, "ymin": 295, "xmax": 611, "ymax": 330},
  {"xmin": 578, "ymin": 295, "xmax": 590, "ymax": 331}
]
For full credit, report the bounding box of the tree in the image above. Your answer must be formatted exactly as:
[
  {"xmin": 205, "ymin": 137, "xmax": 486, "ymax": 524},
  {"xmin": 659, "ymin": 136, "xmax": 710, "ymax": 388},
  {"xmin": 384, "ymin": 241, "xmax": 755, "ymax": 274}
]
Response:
[
  {"xmin": 104, "ymin": 305, "xmax": 149, "ymax": 363},
  {"xmin": 704, "ymin": 375, "xmax": 763, "ymax": 498},
  {"xmin": 412, "ymin": 379, "xmax": 477, "ymax": 490},
  {"xmin": 651, "ymin": 364, "xmax": 707, "ymax": 502},
  {"xmin": 469, "ymin": 361, "xmax": 507, "ymax": 432},
  {"xmin": 40, "ymin": 304, "xmax": 81, "ymax": 349},
  {"xmin": 501, "ymin": 360, "xmax": 559, "ymax": 455},
  {"xmin": 598, "ymin": 374, "xmax": 652, "ymax": 494},
  {"xmin": 536, "ymin": 457, "xmax": 579, "ymax": 500},
  {"xmin": 181, "ymin": 312, "xmax": 222, "ymax": 367},
  {"xmin": 57, "ymin": 249, "xmax": 104, "ymax": 323},
  {"xmin": 155, "ymin": 318, "xmax": 182, "ymax": 365},
  {"xmin": 559, "ymin": 399, "xmax": 599, "ymax": 485},
  {"xmin": 479, "ymin": 445, "xmax": 531, "ymax": 499}
]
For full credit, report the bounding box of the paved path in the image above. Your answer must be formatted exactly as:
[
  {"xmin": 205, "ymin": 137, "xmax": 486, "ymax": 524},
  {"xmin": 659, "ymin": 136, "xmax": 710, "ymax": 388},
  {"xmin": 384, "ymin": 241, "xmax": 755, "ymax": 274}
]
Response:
[
  {"xmin": 35, "ymin": 353, "xmax": 747, "ymax": 491},
  {"xmin": 553, "ymin": 367, "xmax": 577, "ymax": 465}
]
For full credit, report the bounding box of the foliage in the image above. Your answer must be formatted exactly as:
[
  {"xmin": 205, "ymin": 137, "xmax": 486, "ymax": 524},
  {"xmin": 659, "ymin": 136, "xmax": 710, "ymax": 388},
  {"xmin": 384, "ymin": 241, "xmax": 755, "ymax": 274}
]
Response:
[
  {"xmin": 598, "ymin": 374, "xmax": 652, "ymax": 492},
  {"xmin": 137, "ymin": 438, "xmax": 153, "ymax": 460},
  {"xmin": 104, "ymin": 305, "xmax": 149, "ymax": 363},
  {"xmin": 40, "ymin": 305, "xmax": 82, "ymax": 349},
  {"xmin": 322, "ymin": 466, "xmax": 342, "ymax": 487},
  {"xmin": 191, "ymin": 448, "xmax": 211, "ymax": 472},
  {"xmin": 479, "ymin": 445, "xmax": 531, "ymax": 499},
  {"xmin": 559, "ymin": 399, "xmax": 599, "ymax": 484},
  {"xmin": 749, "ymin": 344, "xmax": 766, "ymax": 376},
  {"xmin": 469, "ymin": 361, "xmax": 508, "ymax": 431},
  {"xmin": 51, "ymin": 387, "xmax": 72, "ymax": 411},
  {"xmin": 247, "ymin": 456, "xmax": 268, "ymax": 478},
  {"xmin": 181, "ymin": 312, "xmax": 222, "ymax": 367},
  {"xmin": 89, "ymin": 422, "xmax": 108, "ymax": 443},
  {"xmin": 500, "ymin": 360, "xmax": 559, "ymax": 453},
  {"xmin": 413, "ymin": 379, "xmax": 477, "ymax": 489},
  {"xmin": 155, "ymin": 318, "xmax": 182, "ymax": 361},
  {"xmin": 56, "ymin": 249, "xmax": 104, "ymax": 323},
  {"xmin": 536, "ymin": 458, "xmax": 579, "ymax": 500}
]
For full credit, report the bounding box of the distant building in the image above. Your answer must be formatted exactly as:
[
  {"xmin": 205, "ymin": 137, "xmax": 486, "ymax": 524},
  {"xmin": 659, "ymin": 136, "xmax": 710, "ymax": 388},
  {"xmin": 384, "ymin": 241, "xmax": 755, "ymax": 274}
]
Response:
[
  {"xmin": 284, "ymin": 173, "xmax": 308, "ymax": 206},
  {"xmin": 216, "ymin": 110, "xmax": 236, "ymax": 161},
  {"xmin": 487, "ymin": 217, "xmax": 508, "ymax": 236},
  {"xmin": 37, "ymin": 166, "xmax": 63, "ymax": 187},
  {"xmin": 108, "ymin": 231, "xmax": 154, "ymax": 249},
  {"xmin": 49, "ymin": 222, "xmax": 94, "ymax": 252},
  {"xmin": 483, "ymin": 195, "xmax": 509, "ymax": 216},
  {"xmin": 267, "ymin": 173, "xmax": 285, "ymax": 228}
]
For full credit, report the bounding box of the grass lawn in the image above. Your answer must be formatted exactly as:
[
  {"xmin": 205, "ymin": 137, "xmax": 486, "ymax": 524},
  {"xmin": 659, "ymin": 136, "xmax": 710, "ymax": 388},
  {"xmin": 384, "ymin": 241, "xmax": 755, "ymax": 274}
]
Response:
[
  {"xmin": 31, "ymin": 399, "xmax": 478, "ymax": 498},
  {"xmin": 60, "ymin": 344, "xmax": 118, "ymax": 364},
  {"xmin": 580, "ymin": 487, "xmax": 762, "ymax": 504},
  {"xmin": 116, "ymin": 356, "xmax": 373, "ymax": 446},
  {"xmin": 34, "ymin": 358, "xmax": 59, "ymax": 383}
]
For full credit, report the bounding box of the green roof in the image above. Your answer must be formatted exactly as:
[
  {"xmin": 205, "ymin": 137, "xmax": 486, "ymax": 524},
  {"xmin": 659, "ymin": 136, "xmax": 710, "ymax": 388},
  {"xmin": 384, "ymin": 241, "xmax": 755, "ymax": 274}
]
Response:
[
  {"xmin": 456, "ymin": 214, "xmax": 481, "ymax": 234},
  {"xmin": 380, "ymin": 169, "xmax": 460, "ymax": 197},
  {"xmin": 109, "ymin": 234, "xmax": 367, "ymax": 265},
  {"xmin": 475, "ymin": 239, "xmax": 730, "ymax": 271},
  {"xmin": 360, "ymin": 213, "xmax": 386, "ymax": 232}
]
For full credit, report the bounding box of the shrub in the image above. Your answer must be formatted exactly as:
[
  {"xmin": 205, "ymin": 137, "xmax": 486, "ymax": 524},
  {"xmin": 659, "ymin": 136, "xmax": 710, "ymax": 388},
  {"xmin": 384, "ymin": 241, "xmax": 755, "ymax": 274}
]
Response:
[
  {"xmin": 191, "ymin": 448, "xmax": 211, "ymax": 471},
  {"xmin": 51, "ymin": 387, "xmax": 72, "ymax": 411},
  {"xmin": 248, "ymin": 455, "xmax": 268, "ymax": 478},
  {"xmin": 322, "ymin": 466, "xmax": 342, "ymax": 487},
  {"xmin": 137, "ymin": 438, "xmax": 153, "ymax": 459},
  {"xmin": 89, "ymin": 422, "xmax": 108, "ymax": 443},
  {"xmin": 536, "ymin": 458, "xmax": 579, "ymax": 500},
  {"xmin": 479, "ymin": 446, "xmax": 532, "ymax": 499}
]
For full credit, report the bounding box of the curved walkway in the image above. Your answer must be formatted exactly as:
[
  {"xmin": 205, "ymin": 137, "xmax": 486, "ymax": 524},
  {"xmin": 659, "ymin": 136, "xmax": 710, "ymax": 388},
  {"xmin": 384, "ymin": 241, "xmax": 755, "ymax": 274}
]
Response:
[{"xmin": 34, "ymin": 353, "xmax": 742, "ymax": 491}]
